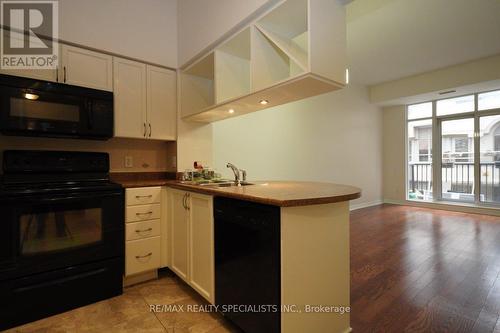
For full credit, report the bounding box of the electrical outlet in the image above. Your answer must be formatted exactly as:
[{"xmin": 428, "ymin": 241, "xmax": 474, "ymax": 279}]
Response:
[{"xmin": 125, "ymin": 156, "xmax": 133, "ymax": 168}]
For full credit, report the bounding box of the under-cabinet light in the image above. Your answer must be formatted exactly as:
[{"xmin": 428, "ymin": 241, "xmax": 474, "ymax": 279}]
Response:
[
  {"xmin": 259, "ymin": 99, "xmax": 269, "ymax": 105},
  {"xmin": 228, "ymin": 109, "xmax": 235, "ymax": 114}
]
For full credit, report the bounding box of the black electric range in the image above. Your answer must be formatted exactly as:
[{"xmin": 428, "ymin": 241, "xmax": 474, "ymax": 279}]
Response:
[{"xmin": 0, "ymin": 150, "xmax": 125, "ymax": 330}]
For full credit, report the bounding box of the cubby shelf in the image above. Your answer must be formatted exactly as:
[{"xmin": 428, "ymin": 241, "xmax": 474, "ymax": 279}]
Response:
[
  {"xmin": 215, "ymin": 28, "xmax": 252, "ymax": 104},
  {"xmin": 180, "ymin": 53, "xmax": 215, "ymax": 117},
  {"xmin": 180, "ymin": 0, "xmax": 346, "ymax": 123}
]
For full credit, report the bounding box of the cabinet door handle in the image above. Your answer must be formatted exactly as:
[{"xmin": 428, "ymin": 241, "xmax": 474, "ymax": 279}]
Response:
[
  {"xmin": 135, "ymin": 228, "xmax": 153, "ymax": 233},
  {"xmin": 135, "ymin": 195, "xmax": 152, "ymax": 199},
  {"xmin": 135, "ymin": 252, "xmax": 152, "ymax": 259},
  {"xmin": 182, "ymin": 193, "xmax": 187, "ymax": 209},
  {"xmin": 56, "ymin": 67, "xmax": 59, "ymax": 82},
  {"xmin": 149, "ymin": 123, "xmax": 152, "ymax": 138},
  {"xmin": 63, "ymin": 66, "xmax": 66, "ymax": 83},
  {"xmin": 136, "ymin": 211, "xmax": 153, "ymax": 216},
  {"xmin": 186, "ymin": 193, "xmax": 190, "ymax": 211},
  {"xmin": 143, "ymin": 123, "xmax": 147, "ymax": 137}
]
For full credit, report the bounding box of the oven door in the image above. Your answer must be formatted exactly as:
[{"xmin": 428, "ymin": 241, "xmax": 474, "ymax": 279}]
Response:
[
  {"xmin": 0, "ymin": 189, "xmax": 124, "ymax": 281},
  {"xmin": 0, "ymin": 83, "xmax": 113, "ymax": 139}
]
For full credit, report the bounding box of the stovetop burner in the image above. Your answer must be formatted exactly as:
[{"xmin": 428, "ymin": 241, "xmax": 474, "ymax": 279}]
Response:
[{"xmin": 1, "ymin": 150, "xmax": 122, "ymax": 196}]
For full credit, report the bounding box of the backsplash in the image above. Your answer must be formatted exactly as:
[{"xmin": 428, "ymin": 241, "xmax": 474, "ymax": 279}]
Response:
[{"xmin": 0, "ymin": 135, "xmax": 177, "ymax": 173}]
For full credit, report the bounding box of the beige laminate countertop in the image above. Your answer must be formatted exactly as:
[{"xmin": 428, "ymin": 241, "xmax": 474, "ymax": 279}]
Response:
[{"xmin": 116, "ymin": 179, "xmax": 361, "ymax": 207}]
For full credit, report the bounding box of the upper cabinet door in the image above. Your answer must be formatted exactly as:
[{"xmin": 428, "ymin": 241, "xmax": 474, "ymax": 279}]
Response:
[
  {"xmin": 61, "ymin": 45, "xmax": 113, "ymax": 91},
  {"xmin": 147, "ymin": 65, "xmax": 177, "ymax": 140},
  {"xmin": 113, "ymin": 57, "xmax": 147, "ymax": 139},
  {"xmin": 0, "ymin": 29, "xmax": 59, "ymax": 82}
]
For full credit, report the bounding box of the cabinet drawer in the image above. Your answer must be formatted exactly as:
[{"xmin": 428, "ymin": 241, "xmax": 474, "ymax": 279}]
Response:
[
  {"xmin": 125, "ymin": 237, "xmax": 161, "ymax": 276},
  {"xmin": 126, "ymin": 187, "xmax": 161, "ymax": 206},
  {"xmin": 126, "ymin": 219, "xmax": 160, "ymax": 241},
  {"xmin": 126, "ymin": 204, "xmax": 161, "ymax": 223}
]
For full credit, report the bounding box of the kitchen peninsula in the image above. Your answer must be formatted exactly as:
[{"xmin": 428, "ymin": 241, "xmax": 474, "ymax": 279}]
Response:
[{"xmin": 115, "ymin": 174, "xmax": 361, "ymax": 333}]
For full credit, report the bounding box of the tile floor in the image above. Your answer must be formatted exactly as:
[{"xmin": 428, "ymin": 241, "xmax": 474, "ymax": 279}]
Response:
[{"xmin": 5, "ymin": 270, "xmax": 242, "ymax": 333}]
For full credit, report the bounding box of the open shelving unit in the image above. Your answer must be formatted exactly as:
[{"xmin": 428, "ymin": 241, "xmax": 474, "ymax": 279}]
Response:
[
  {"xmin": 253, "ymin": 0, "xmax": 308, "ymax": 89},
  {"xmin": 180, "ymin": 0, "xmax": 346, "ymax": 123},
  {"xmin": 215, "ymin": 27, "xmax": 252, "ymax": 104},
  {"xmin": 180, "ymin": 53, "xmax": 215, "ymax": 117}
]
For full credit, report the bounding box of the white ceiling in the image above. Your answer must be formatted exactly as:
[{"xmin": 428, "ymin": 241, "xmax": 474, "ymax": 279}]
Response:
[{"xmin": 347, "ymin": 0, "xmax": 500, "ymax": 85}]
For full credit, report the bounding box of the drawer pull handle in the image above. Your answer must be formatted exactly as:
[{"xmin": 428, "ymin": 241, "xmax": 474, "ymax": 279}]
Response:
[
  {"xmin": 136, "ymin": 211, "xmax": 153, "ymax": 216},
  {"xmin": 135, "ymin": 228, "xmax": 153, "ymax": 233},
  {"xmin": 136, "ymin": 195, "xmax": 153, "ymax": 199},
  {"xmin": 135, "ymin": 252, "xmax": 152, "ymax": 259}
]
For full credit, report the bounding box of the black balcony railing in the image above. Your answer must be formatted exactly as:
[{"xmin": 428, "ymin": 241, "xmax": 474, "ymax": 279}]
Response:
[{"xmin": 409, "ymin": 162, "xmax": 500, "ymax": 202}]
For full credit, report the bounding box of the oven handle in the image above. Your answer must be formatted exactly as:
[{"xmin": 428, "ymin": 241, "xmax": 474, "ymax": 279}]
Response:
[{"xmin": 21, "ymin": 192, "xmax": 121, "ymax": 203}]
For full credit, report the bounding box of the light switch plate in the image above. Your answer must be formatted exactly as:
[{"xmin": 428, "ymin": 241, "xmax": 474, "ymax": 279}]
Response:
[{"xmin": 125, "ymin": 156, "xmax": 134, "ymax": 168}]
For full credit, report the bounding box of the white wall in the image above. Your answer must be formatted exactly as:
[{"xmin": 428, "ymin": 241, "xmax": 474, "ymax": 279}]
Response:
[
  {"xmin": 213, "ymin": 84, "xmax": 383, "ymax": 209},
  {"xmin": 59, "ymin": 0, "xmax": 177, "ymax": 68},
  {"xmin": 176, "ymin": 107, "xmax": 214, "ymax": 172},
  {"xmin": 369, "ymin": 54, "xmax": 500, "ymax": 105},
  {"xmin": 382, "ymin": 105, "xmax": 406, "ymax": 202},
  {"xmin": 177, "ymin": 0, "xmax": 272, "ymax": 66}
]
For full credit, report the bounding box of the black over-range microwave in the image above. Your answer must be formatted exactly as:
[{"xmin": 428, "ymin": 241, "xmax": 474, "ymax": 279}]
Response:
[{"xmin": 0, "ymin": 74, "xmax": 113, "ymax": 140}]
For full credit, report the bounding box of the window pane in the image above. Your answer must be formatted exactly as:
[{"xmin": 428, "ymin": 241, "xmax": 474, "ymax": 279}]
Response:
[
  {"xmin": 408, "ymin": 119, "xmax": 433, "ymax": 201},
  {"xmin": 436, "ymin": 95, "xmax": 474, "ymax": 116},
  {"xmin": 479, "ymin": 115, "xmax": 500, "ymax": 203},
  {"xmin": 479, "ymin": 90, "xmax": 500, "ymax": 111},
  {"xmin": 441, "ymin": 118, "xmax": 474, "ymax": 202},
  {"xmin": 408, "ymin": 102, "xmax": 432, "ymax": 120}
]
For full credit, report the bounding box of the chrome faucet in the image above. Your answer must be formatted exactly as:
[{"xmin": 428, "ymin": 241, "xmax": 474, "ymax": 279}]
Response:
[{"xmin": 226, "ymin": 163, "xmax": 242, "ymax": 185}]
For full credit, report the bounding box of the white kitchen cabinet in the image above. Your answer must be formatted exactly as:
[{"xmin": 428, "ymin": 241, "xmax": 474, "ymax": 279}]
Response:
[
  {"xmin": 61, "ymin": 45, "xmax": 113, "ymax": 91},
  {"xmin": 125, "ymin": 237, "xmax": 161, "ymax": 276},
  {"xmin": 114, "ymin": 58, "xmax": 176, "ymax": 140},
  {"xmin": 147, "ymin": 65, "xmax": 177, "ymax": 140},
  {"xmin": 168, "ymin": 189, "xmax": 215, "ymax": 303},
  {"xmin": 0, "ymin": 65, "xmax": 58, "ymax": 82},
  {"xmin": 124, "ymin": 186, "xmax": 167, "ymax": 283},
  {"xmin": 113, "ymin": 57, "xmax": 147, "ymax": 138},
  {"xmin": 0, "ymin": 29, "xmax": 58, "ymax": 82},
  {"xmin": 169, "ymin": 189, "xmax": 190, "ymax": 281},
  {"xmin": 188, "ymin": 192, "xmax": 214, "ymax": 303}
]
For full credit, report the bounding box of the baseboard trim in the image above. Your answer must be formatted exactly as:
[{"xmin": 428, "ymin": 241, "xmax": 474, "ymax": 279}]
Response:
[
  {"xmin": 123, "ymin": 270, "xmax": 158, "ymax": 287},
  {"xmin": 350, "ymin": 200, "xmax": 383, "ymax": 211},
  {"xmin": 383, "ymin": 199, "xmax": 500, "ymax": 216}
]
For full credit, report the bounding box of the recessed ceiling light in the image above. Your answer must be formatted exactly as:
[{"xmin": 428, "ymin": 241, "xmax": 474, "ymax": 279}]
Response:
[
  {"xmin": 24, "ymin": 93, "xmax": 39, "ymax": 100},
  {"xmin": 259, "ymin": 99, "xmax": 269, "ymax": 105},
  {"xmin": 228, "ymin": 109, "xmax": 235, "ymax": 114}
]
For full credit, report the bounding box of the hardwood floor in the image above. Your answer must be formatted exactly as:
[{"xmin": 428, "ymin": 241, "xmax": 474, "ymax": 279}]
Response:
[{"xmin": 350, "ymin": 204, "xmax": 500, "ymax": 333}]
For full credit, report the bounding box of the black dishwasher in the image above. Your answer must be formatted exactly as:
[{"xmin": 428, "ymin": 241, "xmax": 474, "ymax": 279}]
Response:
[{"xmin": 214, "ymin": 197, "xmax": 281, "ymax": 333}]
